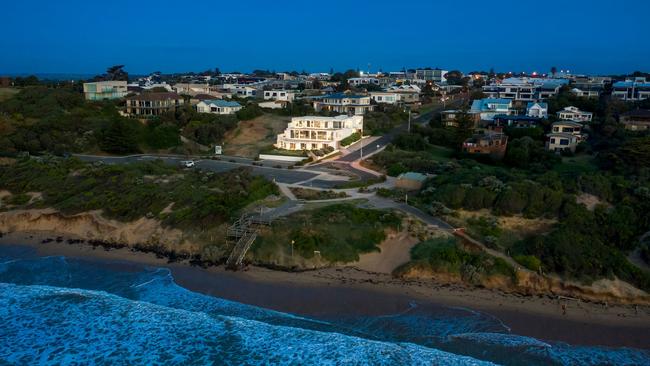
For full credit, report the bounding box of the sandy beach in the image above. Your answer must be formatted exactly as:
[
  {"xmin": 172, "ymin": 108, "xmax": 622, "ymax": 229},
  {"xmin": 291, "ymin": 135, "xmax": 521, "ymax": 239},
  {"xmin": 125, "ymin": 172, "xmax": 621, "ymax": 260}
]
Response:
[{"xmin": 1, "ymin": 230, "xmax": 649, "ymax": 350}]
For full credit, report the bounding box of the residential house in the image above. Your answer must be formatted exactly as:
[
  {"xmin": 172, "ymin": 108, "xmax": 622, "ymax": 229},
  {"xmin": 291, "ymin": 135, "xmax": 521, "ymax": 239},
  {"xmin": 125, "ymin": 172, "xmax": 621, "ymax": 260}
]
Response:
[
  {"xmin": 196, "ymin": 99, "xmax": 242, "ymax": 115},
  {"xmin": 462, "ymin": 132, "xmax": 508, "ymax": 159},
  {"xmin": 125, "ymin": 92, "xmax": 184, "ymax": 116},
  {"xmin": 526, "ymin": 102, "xmax": 548, "ymax": 118},
  {"xmin": 469, "ymin": 98, "xmax": 514, "ymax": 121},
  {"xmin": 611, "ymin": 77, "xmax": 650, "ymax": 101},
  {"xmin": 619, "ymin": 109, "xmax": 650, "ymax": 131},
  {"xmin": 395, "ymin": 172, "xmax": 427, "ymax": 191},
  {"xmin": 259, "ymin": 100, "xmax": 288, "ymax": 109},
  {"xmin": 263, "ymin": 90, "xmax": 296, "ymax": 102},
  {"xmin": 490, "ymin": 115, "xmax": 541, "ymax": 131},
  {"xmin": 414, "ymin": 69, "xmax": 447, "ymax": 84},
  {"xmin": 482, "ymin": 77, "xmax": 567, "ymax": 102},
  {"xmin": 83, "ymin": 81, "xmax": 128, "ymax": 101},
  {"xmin": 172, "ymin": 83, "xmax": 211, "ymax": 96},
  {"xmin": 546, "ymin": 121, "xmax": 585, "ymax": 152},
  {"xmin": 223, "ymin": 84, "xmax": 259, "ymax": 98},
  {"xmin": 569, "ymin": 76, "xmax": 608, "ymax": 98},
  {"xmin": 369, "ymin": 92, "xmax": 401, "ymax": 104},
  {"xmin": 441, "ymin": 110, "xmax": 480, "ymax": 128},
  {"xmin": 312, "ymin": 93, "xmax": 375, "ymax": 115},
  {"xmin": 275, "ymin": 115, "xmax": 363, "ymax": 151},
  {"xmin": 556, "ymin": 106, "xmax": 592, "ymax": 122},
  {"xmin": 387, "ymin": 85, "xmax": 421, "ymax": 104},
  {"xmin": 347, "ymin": 77, "xmax": 380, "ymax": 87}
]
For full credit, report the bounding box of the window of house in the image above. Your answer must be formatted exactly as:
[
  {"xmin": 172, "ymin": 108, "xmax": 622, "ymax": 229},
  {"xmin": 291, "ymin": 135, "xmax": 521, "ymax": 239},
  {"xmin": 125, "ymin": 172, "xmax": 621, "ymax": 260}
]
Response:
[{"xmin": 560, "ymin": 139, "xmax": 569, "ymax": 145}]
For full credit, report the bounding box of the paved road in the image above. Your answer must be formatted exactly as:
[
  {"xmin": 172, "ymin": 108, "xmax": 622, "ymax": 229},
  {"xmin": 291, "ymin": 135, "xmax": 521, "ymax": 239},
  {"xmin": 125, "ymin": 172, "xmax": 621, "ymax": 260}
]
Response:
[
  {"xmin": 75, "ymin": 154, "xmax": 318, "ymax": 185},
  {"xmin": 337, "ymin": 99, "xmax": 462, "ymax": 163}
]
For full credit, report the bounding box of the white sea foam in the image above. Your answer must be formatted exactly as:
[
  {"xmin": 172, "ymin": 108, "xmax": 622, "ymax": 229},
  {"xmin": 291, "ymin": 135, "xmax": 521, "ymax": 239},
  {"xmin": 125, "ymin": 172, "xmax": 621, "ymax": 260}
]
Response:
[{"xmin": 0, "ymin": 283, "xmax": 496, "ymax": 365}]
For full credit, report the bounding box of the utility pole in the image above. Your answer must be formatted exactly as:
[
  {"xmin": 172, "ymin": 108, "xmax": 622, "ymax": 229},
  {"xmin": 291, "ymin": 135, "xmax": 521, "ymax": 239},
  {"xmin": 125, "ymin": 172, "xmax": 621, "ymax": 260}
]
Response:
[
  {"xmin": 407, "ymin": 107, "xmax": 412, "ymax": 133},
  {"xmin": 359, "ymin": 122, "xmax": 363, "ymax": 159}
]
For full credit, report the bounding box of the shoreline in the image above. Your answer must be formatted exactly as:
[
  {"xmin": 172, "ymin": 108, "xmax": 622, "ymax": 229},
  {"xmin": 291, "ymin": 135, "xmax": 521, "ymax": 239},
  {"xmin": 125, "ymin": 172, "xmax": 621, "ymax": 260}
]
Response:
[{"xmin": 1, "ymin": 230, "xmax": 649, "ymax": 349}]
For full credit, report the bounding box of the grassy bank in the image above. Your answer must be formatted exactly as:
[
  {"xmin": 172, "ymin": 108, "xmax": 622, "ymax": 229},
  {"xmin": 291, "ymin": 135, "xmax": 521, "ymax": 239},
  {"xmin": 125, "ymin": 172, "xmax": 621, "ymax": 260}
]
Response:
[
  {"xmin": 394, "ymin": 237, "xmax": 515, "ymax": 284},
  {"xmin": 0, "ymin": 158, "xmax": 277, "ymax": 228},
  {"xmin": 251, "ymin": 203, "xmax": 401, "ymax": 266}
]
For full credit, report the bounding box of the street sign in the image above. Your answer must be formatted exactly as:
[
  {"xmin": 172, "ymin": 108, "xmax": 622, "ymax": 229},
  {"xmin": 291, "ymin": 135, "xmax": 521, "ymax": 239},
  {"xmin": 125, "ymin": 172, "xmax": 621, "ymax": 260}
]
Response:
[{"xmin": 214, "ymin": 145, "xmax": 222, "ymax": 155}]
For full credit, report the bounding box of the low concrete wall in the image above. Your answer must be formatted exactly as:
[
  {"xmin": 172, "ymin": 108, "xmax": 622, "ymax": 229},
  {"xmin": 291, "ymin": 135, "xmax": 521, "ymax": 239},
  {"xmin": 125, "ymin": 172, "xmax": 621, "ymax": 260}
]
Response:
[{"xmin": 258, "ymin": 154, "xmax": 305, "ymax": 162}]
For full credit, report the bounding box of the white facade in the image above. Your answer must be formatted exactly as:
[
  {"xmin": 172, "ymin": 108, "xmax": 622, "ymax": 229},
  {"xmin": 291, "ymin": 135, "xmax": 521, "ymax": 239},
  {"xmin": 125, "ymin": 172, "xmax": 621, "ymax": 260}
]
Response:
[
  {"xmin": 223, "ymin": 84, "xmax": 259, "ymax": 97},
  {"xmin": 263, "ymin": 90, "xmax": 296, "ymax": 102},
  {"xmin": 348, "ymin": 77, "xmax": 380, "ymax": 87},
  {"xmin": 570, "ymin": 88, "xmax": 600, "ymax": 98},
  {"xmin": 556, "ymin": 106, "xmax": 592, "ymax": 122},
  {"xmin": 611, "ymin": 78, "xmax": 650, "ymax": 101},
  {"xmin": 313, "ymin": 94, "xmax": 375, "ymax": 115},
  {"xmin": 526, "ymin": 102, "xmax": 548, "ymax": 118},
  {"xmin": 369, "ymin": 92, "xmax": 401, "ymax": 104},
  {"xmin": 275, "ymin": 115, "xmax": 363, "ymax": 151},
  {"xmin": 483, "ymin": 77, "xmax": 566, "ymax": 101},
  {"xmin": 196, "ymin": 100, "xmax": 242, "ymax": 115},
  {"xmin": 259, "ymin": 101, "xmax": 287, "ymax": 109}
]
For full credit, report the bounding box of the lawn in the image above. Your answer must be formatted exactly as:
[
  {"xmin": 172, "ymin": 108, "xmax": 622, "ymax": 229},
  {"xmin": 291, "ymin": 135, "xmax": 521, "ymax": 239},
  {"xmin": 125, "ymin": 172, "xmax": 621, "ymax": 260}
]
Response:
[
  {"xmin": 0, "ymin": 88, "xmax": 19, "ymax": 102},
  {"xmin": 223, "ymin": 113, "xmax": 290, "ymax": 158}
]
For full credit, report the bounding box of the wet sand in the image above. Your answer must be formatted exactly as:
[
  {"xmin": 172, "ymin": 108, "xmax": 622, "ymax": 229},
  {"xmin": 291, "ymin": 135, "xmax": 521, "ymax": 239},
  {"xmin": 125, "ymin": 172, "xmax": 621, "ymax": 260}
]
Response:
[{"xmin": 1, "ymin": 231, "xmax": 649, "ymax": 349}]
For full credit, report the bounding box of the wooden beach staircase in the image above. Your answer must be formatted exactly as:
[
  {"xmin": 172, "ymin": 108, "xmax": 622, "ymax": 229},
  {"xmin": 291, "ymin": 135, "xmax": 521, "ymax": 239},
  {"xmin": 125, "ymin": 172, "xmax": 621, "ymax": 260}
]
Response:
[{"xmin": 225, "ymin": 213, "xmax": 272, "ymax": 270}]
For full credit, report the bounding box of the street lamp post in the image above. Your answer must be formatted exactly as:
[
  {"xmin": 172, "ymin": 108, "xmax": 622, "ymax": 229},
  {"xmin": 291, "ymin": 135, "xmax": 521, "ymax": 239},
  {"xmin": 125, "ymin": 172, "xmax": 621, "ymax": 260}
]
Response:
[{"xmin": 359, "ymin": 122, "xmax": 363, "ymax": 159}]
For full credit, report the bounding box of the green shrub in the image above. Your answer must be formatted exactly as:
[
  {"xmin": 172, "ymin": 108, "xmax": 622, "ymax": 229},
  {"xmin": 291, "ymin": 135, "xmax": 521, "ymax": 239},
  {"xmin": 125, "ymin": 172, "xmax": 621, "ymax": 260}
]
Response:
[
  {"xmin": 513, "ymin": 255, "xmax": 542, "ymax": 271},
  {"xmin": 340, "ymin": 132, "xmax": 361, "ymax": 147},
  {"xmin": 7, "ymin": 193, "xmax": 31, "ymax": 205}
]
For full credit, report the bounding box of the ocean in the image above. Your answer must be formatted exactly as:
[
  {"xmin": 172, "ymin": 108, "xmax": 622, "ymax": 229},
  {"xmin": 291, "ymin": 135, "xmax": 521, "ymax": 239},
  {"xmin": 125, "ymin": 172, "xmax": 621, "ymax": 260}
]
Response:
[{"xmin": 0, "ymin": 245, "xmax": 648, "ymax": 365}]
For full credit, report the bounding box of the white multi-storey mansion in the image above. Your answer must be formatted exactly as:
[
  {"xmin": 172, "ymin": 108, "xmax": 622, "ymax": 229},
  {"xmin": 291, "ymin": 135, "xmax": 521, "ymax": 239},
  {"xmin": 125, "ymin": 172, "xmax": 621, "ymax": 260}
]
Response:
[
  {"xmin": 556, "ymin": 106, "xmax": 593, "ymax": 122},
  {"xmin": 275, "ymin": 115, "xmax": 363, "ymax": 151},
  {"xmin": 312, "ymin": 93, "xmax": 375, "ymax": 115}
]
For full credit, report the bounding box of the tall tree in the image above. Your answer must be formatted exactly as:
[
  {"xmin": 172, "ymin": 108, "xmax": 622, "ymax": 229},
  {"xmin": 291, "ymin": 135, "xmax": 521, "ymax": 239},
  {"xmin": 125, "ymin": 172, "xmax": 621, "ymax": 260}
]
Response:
[{"xmin": 106, "ymin": 65, "xmax": 128, "ymax": 81}]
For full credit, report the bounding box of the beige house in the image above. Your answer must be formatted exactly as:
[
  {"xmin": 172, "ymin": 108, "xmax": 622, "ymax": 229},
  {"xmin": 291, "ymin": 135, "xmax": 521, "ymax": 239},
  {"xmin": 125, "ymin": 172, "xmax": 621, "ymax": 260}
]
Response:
[
  {"xmin": 275, "ymin": 115, "xmax": 363, "ymax": 150},
  {"xmin": 620, "ymin": 109, "xmax": 650, "ymax": 131},
  {"xmin": 546, "ymin": 121, "xmax": 585, "ymax": 152},
  {"xmin": 173, "ymin": 83, "xmax": 211, "ymax": 96},
  {"xmin": 263, "ymin": 90, "xmax": 296, "ymax": 102},
  {"xmin": 125, "ymin": 92, "xmax": 184, "ymax": 116}
]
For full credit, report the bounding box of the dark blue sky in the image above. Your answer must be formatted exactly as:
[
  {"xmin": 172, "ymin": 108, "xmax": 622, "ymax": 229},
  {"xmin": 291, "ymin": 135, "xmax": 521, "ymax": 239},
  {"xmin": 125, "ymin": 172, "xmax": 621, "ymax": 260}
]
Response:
[{"xmin": 2, "ymin": 0, "xmax": 649, "ymax": 76}]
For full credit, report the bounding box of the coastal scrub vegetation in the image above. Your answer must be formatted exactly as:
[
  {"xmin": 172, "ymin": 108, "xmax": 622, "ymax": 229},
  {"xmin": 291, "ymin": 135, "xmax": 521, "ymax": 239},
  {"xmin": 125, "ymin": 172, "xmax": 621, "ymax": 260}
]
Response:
[
  {"xmin": 0, "ymin": 84, "xmax": 247, "ymax": 156},
  {"xmin": 251, "ymin": 203, "xmax": 401, "ymax": 265},
  {"xmin": 369, "ymin": 92, "xmax": 650, "ymax": 292},
  {"xmin": 395, "ymin": 237, "xmax": 515, "ymax": 283},
  {"xmin": 0, "ymin": 158, "xmax": 278, "ymax": 229}
]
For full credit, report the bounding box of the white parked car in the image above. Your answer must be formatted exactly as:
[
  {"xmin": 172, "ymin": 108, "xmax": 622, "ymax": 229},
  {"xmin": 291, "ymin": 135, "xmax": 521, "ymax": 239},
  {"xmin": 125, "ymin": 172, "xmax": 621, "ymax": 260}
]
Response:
[{"xmin": 180, "ymin": 160, "xmax": 195, "ymax": 168}]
